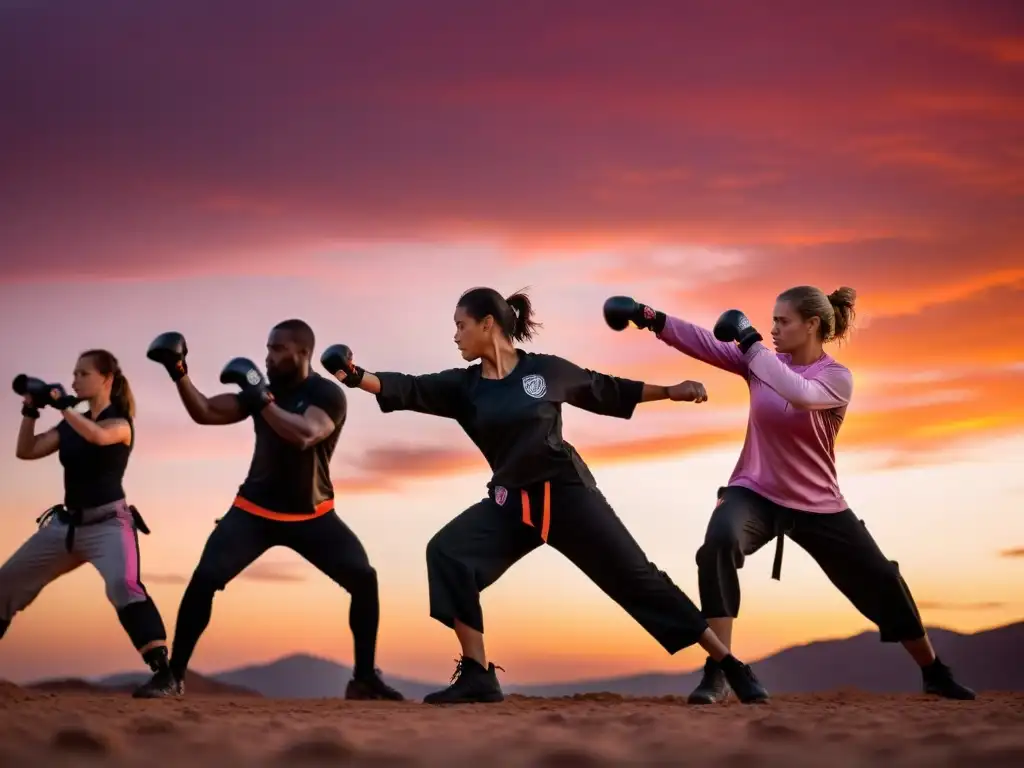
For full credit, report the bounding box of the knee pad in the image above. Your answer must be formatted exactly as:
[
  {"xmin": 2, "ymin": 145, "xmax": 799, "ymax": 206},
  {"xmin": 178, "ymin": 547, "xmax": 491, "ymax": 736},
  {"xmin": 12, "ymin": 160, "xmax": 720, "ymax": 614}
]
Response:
[{"xmin": 116, "ymin": 597, "xmax": 167, "ymax": 650}]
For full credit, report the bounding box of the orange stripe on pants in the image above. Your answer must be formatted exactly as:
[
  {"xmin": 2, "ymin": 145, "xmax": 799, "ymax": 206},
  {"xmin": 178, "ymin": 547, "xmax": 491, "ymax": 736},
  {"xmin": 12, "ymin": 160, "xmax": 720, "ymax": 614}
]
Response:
[
  {"xmin": 541, "ymin": 482, "xmax": 550, "ymax": 542},
  {"xmin": 519, "ymin": 483, "xmax": 551, "ymax": 543}
]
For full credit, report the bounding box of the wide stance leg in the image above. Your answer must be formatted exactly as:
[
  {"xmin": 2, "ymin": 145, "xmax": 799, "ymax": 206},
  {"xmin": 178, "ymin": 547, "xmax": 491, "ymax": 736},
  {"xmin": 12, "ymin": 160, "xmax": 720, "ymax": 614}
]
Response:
[
  {"xmin": 134, "ymin": 508, "xmax": 272, "ymax": 698},
  {"xmin": 547, "ymin": 483, "xmax": 768, "ymax": 704},
  {"xmin": 285, "ymin": 512, "xmax": 403, "ymax": 700},
  {"xmin": 75, "ymin": 510, "xmax": 170, "ymax": 675},
  {"xmin": 790, "ymin": 510, "xmax": 976, "ymax": 700},
  {"xmin": 546, "ymin": 484, "xmax": 709, "ymax": 653},
  {"xmin": 422, "ymin": 497, "xmax": 540, "ymax": 704},
  {"xmin": 0, "ymin": 524, "xmax": 83, "ymax": 637},
  {"xmin": 691, "ymin": 486, "xmax": 777, "ymax": 704}
]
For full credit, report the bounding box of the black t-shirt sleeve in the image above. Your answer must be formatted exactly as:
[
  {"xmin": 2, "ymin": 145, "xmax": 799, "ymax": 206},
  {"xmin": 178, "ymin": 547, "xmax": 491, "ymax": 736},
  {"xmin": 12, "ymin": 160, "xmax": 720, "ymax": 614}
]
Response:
[
  {"xmin": 308, "ymin": 376, "xmax": 348, "ymax": 426},
  {"xmin": 546, "ymin": 355, "xmax": 644, "ymax": 419},
  {"xmin": 375, "ymin": 368, "xmax": 468, "ymax": 419}
]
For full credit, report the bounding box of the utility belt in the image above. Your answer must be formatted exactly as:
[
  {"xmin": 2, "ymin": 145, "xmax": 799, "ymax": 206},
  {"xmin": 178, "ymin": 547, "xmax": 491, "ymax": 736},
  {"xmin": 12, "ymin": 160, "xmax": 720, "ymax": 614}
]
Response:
[{"xmin": 36, "ymin": 499, "xmax": 151, "ymax": 552}]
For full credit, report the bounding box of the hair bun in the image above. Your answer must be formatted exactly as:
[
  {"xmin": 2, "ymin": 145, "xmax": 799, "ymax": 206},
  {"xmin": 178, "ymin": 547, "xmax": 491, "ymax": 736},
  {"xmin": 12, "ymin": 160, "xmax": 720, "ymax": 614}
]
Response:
[{"xmin": 828, "ymin": 286, "xmax": 857, "ymax": 308}]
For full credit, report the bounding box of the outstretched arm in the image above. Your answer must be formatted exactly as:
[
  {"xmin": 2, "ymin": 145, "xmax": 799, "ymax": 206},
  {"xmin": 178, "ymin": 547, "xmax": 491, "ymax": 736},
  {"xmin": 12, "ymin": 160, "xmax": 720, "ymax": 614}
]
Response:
[
  {"xmin": 350, "ymin": 371, "xmax": 383, "ymax": 395},
  {"xmin": 553, "ymin": 357, "xmax": 646, "ymax": 418},
  {"xmin": 553, "ymin": 355, "xmax": 709, "ymax": 416},
  {"xmin": 744, "ymin": 343, "xmax": 853, "ymax": 410},
  {"xmin": 656, "ymin": 315, "xmax": 749, "ymax": 376},
  {"xmin": 373, "ymin": 369, "xmax": 467, "ymax": 418},
  {"xmin": 324, "ymin": 345, "xmax": 467, "ymax": 419},
  {"xmin": 602, "ymin": 297, "xmax": 748, "ymax": 376}
]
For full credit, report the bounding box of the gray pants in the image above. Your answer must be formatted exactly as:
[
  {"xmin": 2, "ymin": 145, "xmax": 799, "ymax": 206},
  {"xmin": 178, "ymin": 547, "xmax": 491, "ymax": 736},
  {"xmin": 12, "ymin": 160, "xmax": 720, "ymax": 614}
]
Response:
[{"xmin": 0, "ymin": 499, "xmax": 149, "ymax": 622}]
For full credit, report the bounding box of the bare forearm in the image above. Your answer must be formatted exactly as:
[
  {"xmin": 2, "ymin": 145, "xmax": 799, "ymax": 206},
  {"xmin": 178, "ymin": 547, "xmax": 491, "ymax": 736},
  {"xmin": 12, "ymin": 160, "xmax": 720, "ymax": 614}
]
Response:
[
  {"xmin": 61, "ymin": 409, "xmax": 105, "ymax": 443},
  {"xmin": 641, "ymin": 383, "xmax": 670, "ymax": 402},
  {"xmin": 261, "ymin": 405, "xmax": 318, "ymax": 448},
  {"xmin": 358, "ymin": 372, "xmax": 382, "ymax": 395},
  {"xmin": 15, "ymin": 418, "xmax": 36, "ymax": 458},
  {"xmin": 176, "ymin": 376, "xmax": 212, "ymax": 423}
]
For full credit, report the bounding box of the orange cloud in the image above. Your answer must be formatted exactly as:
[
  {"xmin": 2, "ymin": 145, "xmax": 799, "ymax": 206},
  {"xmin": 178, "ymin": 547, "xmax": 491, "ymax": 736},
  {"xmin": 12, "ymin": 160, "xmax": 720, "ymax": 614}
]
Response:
[
  {"xmin": 140, "ymin": 562, "xmax": 308, "ymax": 585},
  {"xmin": 237, "ymin": 562, "xmax": 308, "ymax": 583},
  {"xmin": 143, "ymin": 573, "xmax": 188, "ymax": 585},
  {"xmin": 917, "ymin": 601, "xmax": 1008, "ymax": 611},
  {"xmin": 1000, "ymin": 548, "xmax": 1024, "ymax": 559}
]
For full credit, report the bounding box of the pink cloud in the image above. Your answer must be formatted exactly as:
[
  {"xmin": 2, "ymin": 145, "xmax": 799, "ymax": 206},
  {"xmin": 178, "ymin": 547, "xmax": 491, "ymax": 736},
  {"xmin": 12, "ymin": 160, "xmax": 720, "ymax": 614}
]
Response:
[{"xmin": 2, "ymin": 1, "xmax": 1021, "ymax": 280}]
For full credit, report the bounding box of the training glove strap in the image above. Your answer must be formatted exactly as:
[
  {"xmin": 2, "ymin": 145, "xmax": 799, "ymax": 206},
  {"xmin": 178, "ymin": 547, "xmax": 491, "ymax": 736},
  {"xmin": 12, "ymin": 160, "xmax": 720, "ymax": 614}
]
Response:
[
  {"xmin": 341, "ymin": 364, "xmax": 365, "ymax": 388},
  {"xmin": 737, "ymin": 328, "xmax": 762, "ymax": 354},
  {"xmin": 634, "ymin": 304, "xmax": 667, "ymax": 334}
]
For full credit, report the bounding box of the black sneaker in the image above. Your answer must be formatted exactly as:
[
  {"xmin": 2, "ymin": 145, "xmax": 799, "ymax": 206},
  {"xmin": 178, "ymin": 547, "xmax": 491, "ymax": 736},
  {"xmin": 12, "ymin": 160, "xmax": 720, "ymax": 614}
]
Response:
[
  {"xmin": 422, "ymin": 656, "xmax": 505, "ymax": 704},
  {"xmin": 922, "ymin": 658, "xmax": 976, "ymax": 700},
  {"xmin": 345, "ymin": 668, "xmax": 405, "ymax": 701},
  {"xmin": 132, "ymin": 668, "xmax": 183, "ymax": 699},
  {"xmin": 718, "ymin": 655, "xmax": 769, "ymax": 704},
  {"xmin": 687, "ymin": 656, "xmax": 731, "ymax": 704}
]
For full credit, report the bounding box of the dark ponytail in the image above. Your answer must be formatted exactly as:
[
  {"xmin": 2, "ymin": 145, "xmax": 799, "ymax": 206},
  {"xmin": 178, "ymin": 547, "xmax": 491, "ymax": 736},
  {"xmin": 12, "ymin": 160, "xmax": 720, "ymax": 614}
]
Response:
[
  {"xmin": 111, "ymin": 369, "xmax": 136, "ymax": 420},
  {"xmin": 457, "ymin": 286, "xmax": 543, "ymax": 343},
  {"xmin": 80, "ymin": 349, "xmax": 136, "ymax": 420},
  {"xmin": 505, "ymin": 290, "xmax": 542, "ymax": 342}
]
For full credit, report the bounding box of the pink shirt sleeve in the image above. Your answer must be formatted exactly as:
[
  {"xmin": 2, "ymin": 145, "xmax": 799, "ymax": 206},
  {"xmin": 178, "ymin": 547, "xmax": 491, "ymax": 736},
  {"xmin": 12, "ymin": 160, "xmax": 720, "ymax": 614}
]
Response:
[
  {"xmin": 744, "ymin": 342, "xmax": 853, "ymax": 410},
  {"xmin": 656, "ymin": 315, "xmax": 749, "ymax": 376}
]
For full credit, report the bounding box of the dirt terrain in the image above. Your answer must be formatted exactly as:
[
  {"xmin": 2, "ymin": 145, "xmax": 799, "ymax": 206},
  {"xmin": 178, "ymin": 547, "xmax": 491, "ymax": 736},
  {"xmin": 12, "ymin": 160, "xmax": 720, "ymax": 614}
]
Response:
[{"xmin": 1, "ymin": 682, "xmax": 1021, "ymax": 766}]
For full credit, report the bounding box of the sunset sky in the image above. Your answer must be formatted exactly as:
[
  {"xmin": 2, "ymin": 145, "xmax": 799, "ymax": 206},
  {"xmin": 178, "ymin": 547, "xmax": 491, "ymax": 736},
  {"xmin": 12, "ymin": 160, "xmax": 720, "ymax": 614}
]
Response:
[{"xmin": 1, "ymin": 1, "xmax": 1022, "ymax": 686}]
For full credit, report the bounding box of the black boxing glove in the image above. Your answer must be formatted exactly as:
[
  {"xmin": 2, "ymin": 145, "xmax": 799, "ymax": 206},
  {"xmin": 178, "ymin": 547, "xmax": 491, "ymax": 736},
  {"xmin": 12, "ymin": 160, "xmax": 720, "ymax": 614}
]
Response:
[
  {"xmin": 320, "ymin": 344, "xmax": 364, "ymax": 388},
  {"xmin": 713, "ymin": 309, "xmax": 763, "ymax": 353},
  {"xmin": 13, "ymin": 374, "xmax": 45, "ymax": 398},
  {"xmin": 147, "ymin": 331, "xmax": 189, "ymax": 382},
  {"xmin": 14, "ymin": 374, "xmax": 50, "ymax": 417},
  {"xmin": 219, "ymin": 357, "xmax": 274, "ymax": 414},
  {"xmin": 602, "ymin": 296, "xmax": 666, "ymax": 334}
]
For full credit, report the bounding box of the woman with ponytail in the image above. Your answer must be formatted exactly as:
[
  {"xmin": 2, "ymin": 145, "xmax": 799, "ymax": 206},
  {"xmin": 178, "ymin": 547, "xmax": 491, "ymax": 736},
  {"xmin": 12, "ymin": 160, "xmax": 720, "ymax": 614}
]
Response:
[
  {"xmin": 603, "ymin": 285, "xmax": 976, "ymax": 703},
  {"xmin": 321, "ymin": 286, "xmax": 770, "ymax": 706},
  {"xmin": 3, "ymin": 349, "xmax": 172, "ymax": 696}
]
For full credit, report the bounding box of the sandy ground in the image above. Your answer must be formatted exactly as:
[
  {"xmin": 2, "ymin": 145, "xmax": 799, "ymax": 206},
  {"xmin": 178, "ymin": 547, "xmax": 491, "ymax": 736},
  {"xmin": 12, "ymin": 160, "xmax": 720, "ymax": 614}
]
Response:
[{"xmin": 1, "ymin": 685, "xmax": 1022, "ymax": 767}]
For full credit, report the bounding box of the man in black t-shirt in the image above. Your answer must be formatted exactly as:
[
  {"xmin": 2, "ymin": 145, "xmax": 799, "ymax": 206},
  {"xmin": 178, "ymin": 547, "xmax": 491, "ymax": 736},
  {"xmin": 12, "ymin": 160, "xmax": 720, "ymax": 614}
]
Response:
[{"xmin": 134, "ymin": 320, "xmax": 403, "ymax": 701}]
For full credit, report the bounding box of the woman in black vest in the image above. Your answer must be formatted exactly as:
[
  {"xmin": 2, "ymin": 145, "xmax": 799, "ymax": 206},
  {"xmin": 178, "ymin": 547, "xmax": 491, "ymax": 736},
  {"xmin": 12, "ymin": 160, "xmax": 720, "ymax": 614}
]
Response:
[{"xmin": 2, "ymin": 349, "xmax": 171, "ymax": 694}]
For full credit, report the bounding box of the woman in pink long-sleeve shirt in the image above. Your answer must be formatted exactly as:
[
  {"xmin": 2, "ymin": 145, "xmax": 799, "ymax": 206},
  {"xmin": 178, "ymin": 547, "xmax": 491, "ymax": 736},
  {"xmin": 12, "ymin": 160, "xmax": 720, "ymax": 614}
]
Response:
[{"xmin": 603, "ymin": 286, "xmax": 976, "ymax": 704}]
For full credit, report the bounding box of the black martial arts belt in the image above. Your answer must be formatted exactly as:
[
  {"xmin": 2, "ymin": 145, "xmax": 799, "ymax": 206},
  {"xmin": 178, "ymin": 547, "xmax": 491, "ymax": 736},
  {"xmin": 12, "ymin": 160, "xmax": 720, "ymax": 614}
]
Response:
[
  {"xmin": 771, "ymin": 510, "xmax": 795, "ymax": 581},
  {"xmin": 36, "ymin": 503, "xmax": 151, "ymax": 552}
]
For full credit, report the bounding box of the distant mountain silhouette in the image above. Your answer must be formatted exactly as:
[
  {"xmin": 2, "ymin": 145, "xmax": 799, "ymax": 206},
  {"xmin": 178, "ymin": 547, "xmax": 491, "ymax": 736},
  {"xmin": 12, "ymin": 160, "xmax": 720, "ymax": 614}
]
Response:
[
  {"xmin": 96, "ymin": 655, "xmax": 438, "ymax": 700},
  {"xmin": 211, "ymin": 654, "xmax": 441, "ymax": 700},
  {"xmin": 509, "ymin": 621, "xmax": 1024, "ymax": 698},
  {"xmin": 64, "ymin": 620, "xmax": 1023, "ymax": 700}
]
